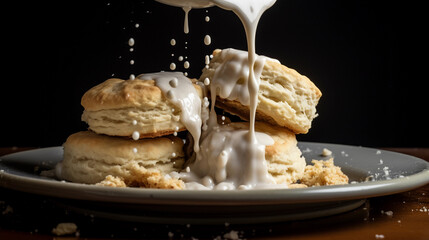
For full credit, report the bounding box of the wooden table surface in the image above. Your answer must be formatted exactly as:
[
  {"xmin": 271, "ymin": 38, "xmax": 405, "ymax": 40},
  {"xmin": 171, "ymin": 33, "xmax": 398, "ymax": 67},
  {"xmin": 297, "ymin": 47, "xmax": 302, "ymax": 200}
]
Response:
[{"xmin": 0, "ymin": 147, "xmax": 428, "ymax": 240}]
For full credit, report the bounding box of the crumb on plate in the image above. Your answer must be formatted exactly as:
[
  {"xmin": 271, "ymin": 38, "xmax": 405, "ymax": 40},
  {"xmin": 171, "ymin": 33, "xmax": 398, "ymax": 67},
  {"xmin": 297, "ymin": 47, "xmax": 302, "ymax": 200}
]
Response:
[{"xmin": 300, "ymin": 158, "xmax": 349, "ymax": 186}]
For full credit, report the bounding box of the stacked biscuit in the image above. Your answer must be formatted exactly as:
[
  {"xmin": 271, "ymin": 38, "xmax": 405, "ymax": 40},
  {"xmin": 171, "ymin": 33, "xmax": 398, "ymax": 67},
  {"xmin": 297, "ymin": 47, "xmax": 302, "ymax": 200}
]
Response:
[
  {"xmin": 60, "ymin": 78, "xmax": 204, "ymax": 189},
  {"xmin": 201, "ymin": 49, "xmax": 321, "ymax": 135},
  {"xmin": 59, "ymin": 49, "xmax": 348, "ymax": 189},
  {"xmin": 200, "ymin": 49, "xmax": 321, "ymax": 186}
]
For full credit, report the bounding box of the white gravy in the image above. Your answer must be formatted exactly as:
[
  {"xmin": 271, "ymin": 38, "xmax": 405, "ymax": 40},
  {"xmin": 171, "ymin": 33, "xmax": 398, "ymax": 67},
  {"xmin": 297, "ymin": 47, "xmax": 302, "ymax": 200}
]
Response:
[
  {"xmin": 179, "ymin": 124, "xmax": 276, "ymax": 190},
  {"xmin": 138, "ymin": 72, "xmax": 203, "ymax": 152},
  {"xmin": 210, "ymin": 48, "xmax": 268, "ymax": 106},
  {"xmin": 148, "ymin": 0, "xmax": 278, "ymax": 190}
]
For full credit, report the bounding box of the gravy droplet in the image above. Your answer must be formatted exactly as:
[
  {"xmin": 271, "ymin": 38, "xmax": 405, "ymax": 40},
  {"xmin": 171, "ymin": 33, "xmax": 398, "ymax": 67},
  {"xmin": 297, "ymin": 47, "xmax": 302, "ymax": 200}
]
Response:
[
  {"xmin": 132, "ymin": 131, "xmax": 140, "ymax": 140},
  {"xmin": 204, "ymin": 35, "xmax": 211, "ymax": 45},
  {"xmin": 170, "ymin": 38, "xmax": 176, "ymax": 46},
  {"xmin": 128, "ymin": 38, "xmax": 135, "ymax": 47},
  {"xmin": 184, "ymin": 61, "xmax": 190, "ymax": 69},
  {"xmin": 169, "ymin": 62, "xmax": 176, "ymax": 70}
]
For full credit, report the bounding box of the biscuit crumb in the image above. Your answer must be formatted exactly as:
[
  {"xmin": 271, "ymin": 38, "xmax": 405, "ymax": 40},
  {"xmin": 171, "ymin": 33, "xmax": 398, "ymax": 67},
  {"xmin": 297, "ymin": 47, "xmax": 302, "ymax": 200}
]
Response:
[
  {"xmin": 384, "ymin": 210, "xmax": 393, "ymax": 217},
  {"xmin": 223, "ymin": 230, "xmax": 240, "ymax": 240},
  {"xmin": 375, "ymin": 234, "xmax": 385, "ymax": 239},
  {"xmin": 320, "ymin": 148, "xmax": 332, "ymax": 157},
  {"xmin": 301, "ymin": 147, "xmax": 312, "ymax": 153},
  {"xmin": 40, "ymin": 169, "xmax": 56, "ymax": 178},
  {"xmin": 127, "ymin": 165, "xmax": 185, "ymax": 189},
  {"xmin": 96, "ymin": 175, "xmax": 126, "ymax": 187},
  {"xmin": 2, "ymin": 205, "xmax": 13, "ymax": 215},
  {"xmin": 300, "ymin": 158, "xmax": 349, "ymax": 186},
  {"xmin": 93, "ymin": 164, "xmax": 185, "ymax": 189},
  {"xmin": 52, "ymin": 223, "xmax": 77, "ymax": 236},
  {"xmin": 288, "ymin": 183, "xmax": 308, "ymax": 189}
]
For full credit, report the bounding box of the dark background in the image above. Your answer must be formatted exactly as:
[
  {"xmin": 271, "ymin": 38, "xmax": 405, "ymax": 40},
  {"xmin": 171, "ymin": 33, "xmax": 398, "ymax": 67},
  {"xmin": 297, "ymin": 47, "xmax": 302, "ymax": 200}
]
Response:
[{"xmin": 2, "ymin": 0, "xmax": 428, "ymax": 148}]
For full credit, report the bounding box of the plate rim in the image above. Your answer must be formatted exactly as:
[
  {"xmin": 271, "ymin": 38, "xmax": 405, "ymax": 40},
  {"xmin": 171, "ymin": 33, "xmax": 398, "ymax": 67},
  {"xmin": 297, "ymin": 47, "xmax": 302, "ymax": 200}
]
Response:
[{"xmin": 1, "ymin": 143, "xmax": 429, "ymax": 206}]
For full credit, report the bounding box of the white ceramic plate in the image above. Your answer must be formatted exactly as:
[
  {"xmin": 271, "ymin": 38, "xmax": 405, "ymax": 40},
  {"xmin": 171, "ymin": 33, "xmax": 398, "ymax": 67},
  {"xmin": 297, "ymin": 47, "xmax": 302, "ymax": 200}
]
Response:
[{"xmin": 1, "ymin": 142, "xmax": 428, "ymax": 224}]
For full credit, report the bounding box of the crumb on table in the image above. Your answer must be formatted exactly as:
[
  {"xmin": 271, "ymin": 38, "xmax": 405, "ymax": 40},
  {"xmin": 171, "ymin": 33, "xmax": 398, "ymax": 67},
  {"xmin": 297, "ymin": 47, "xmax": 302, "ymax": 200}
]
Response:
[{"xmin": 51, "ymin": 223, "xmax": 77, "ymax": 236}]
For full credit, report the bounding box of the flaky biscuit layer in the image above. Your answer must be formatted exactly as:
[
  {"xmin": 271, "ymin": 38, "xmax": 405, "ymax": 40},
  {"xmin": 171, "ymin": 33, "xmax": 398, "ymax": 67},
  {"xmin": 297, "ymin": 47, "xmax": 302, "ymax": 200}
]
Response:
[
  {"xmin": 61, "ymin": 131, "xmax": 185, "ymax": 189},
  {"xmin": 81, "ymin": 77, "xmax": 202, "ymax": 138}
]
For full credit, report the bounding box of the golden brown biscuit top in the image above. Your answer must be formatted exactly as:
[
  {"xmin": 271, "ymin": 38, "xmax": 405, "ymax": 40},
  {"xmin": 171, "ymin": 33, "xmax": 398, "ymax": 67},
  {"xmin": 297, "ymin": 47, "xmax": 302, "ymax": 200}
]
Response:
[
  {"xmin": 81, "ymin": 77, "xmax": 202, "ymax": 111},
  {"xmin": 263, "ymin": 59, "xmax": 322, "ymax": 99}
]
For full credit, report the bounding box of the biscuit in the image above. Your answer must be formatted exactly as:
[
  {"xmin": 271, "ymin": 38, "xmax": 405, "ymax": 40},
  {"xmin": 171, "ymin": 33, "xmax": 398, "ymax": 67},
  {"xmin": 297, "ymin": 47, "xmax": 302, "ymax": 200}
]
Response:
[
  {"xmin": 200, "ymin": 49, "xmax": 322, "ymax": 134},
  {"xmin": 222, "ymin": 121, "xmax": 306, "ymax": 184},
  {"xmin": 81, "ymin": 77, "xmax": 203, "ymax": 138},
  {"xmin": 60, "ymin": 131, "xmax": 185, "ymax": 189}
]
